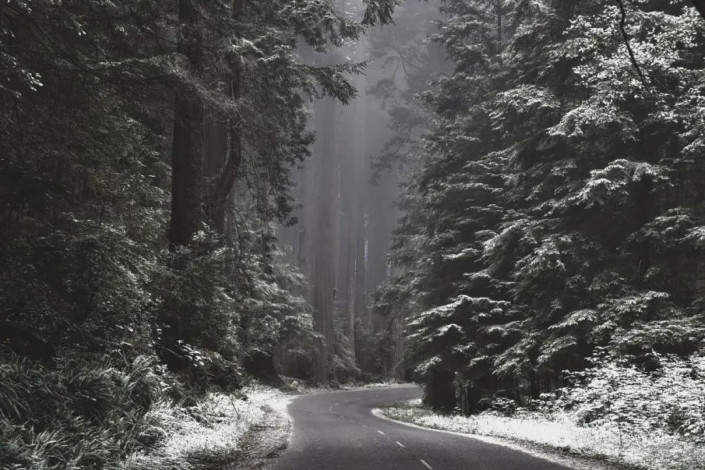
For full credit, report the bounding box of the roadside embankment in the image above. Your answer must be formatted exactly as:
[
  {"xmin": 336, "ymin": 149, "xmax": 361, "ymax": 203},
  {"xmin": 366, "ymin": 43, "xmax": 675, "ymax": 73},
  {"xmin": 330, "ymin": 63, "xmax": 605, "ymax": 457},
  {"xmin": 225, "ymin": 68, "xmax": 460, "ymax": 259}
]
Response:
[{"xmin": 379, "ymin": 400, "xmax": 704, "ymax": 470}]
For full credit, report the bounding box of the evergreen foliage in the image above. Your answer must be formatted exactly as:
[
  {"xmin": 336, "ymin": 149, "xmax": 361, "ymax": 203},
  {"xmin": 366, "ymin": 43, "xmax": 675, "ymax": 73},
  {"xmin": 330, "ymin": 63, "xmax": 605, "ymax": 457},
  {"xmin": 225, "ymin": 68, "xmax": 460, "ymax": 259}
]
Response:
[
  {"xmin": 385, "ymin": 0, "xmax": 705, "ymax": 412},
  {"xmin": 0, "ymin": 0, "xmax": 399, "ymax": 466}
]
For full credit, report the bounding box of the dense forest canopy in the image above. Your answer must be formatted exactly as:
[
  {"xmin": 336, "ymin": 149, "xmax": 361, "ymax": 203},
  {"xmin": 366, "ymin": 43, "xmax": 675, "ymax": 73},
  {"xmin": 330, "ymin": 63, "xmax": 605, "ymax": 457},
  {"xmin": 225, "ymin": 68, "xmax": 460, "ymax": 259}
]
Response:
[
  {"xmin": 4, "ymin": 0, "xmax": 705, "ymax": 467},
  {"xmin": 378, "ymin": 0, "xmax": 705, "ymax": 413},
  {"xmin": 0, "ymin": 0, "xmax": 399, "ymax": 467},
  {"xmin": 0, "ymin": 0, "xmax": 398, "ymax": 372}
]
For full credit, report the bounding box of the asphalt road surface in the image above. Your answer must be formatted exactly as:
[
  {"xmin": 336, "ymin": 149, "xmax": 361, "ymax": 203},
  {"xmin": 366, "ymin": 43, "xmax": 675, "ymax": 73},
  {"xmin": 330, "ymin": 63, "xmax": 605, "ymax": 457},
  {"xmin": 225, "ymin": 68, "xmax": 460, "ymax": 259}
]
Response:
[{"xmin": 273, "ymin": 385, "xmax": 571, "ymax": 470}]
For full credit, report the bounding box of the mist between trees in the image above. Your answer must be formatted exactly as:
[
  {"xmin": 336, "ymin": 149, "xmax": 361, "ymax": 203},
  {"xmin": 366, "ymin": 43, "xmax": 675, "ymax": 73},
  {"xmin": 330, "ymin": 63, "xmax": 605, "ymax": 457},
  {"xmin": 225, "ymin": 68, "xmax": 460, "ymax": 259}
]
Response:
[{"xmin": 3, "ymin": 0, "xmax": 705, "ymax": 468}]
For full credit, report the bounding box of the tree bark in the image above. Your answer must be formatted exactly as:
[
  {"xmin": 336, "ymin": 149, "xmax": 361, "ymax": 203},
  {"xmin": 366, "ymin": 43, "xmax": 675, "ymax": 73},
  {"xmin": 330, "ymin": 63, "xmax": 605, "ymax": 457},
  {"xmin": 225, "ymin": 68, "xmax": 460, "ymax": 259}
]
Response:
[
  {"xmin": 169, "ymin": 0, "xmax": 203, "ymax": 247},
  {"xmin": 336, "ymin": 152, "xmax": 355, "ymax": 345},
  {"xmin": 208, "ymin": 0, "xmax": 243, "ymax": 232},
  {"xmin": 424, "ymin": 368, "xmax": 456, "ymax": 412},
  {"xmin": 351, "ymin": 59, "xmax": 369, "ymax": 356},
  {"xmin": 312, "ymin": 96, "xmax": 338, "ymax": 383}
]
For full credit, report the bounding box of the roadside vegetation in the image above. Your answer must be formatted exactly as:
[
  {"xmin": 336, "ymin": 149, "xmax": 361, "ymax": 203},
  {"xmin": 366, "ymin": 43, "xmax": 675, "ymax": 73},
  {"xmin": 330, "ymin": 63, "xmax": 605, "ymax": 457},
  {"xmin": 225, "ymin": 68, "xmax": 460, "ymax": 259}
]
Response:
[
  {"xmin": 0, "ymin": 353, "xmax": 291, "ymax": 470},
  {"xmin": 0, "ymin": 0, "xmax": 398, "ymax": 468},
  {"xmin": 374, "ymin": 9, "xmax": 705, "ymax": 468},
  {"xmin": 382, "ymin": 352, "xmax": 705, "ymax": 470},
  {"xmin": 7, "ymin": 0, "xmax": 705, "ymax": 468}
]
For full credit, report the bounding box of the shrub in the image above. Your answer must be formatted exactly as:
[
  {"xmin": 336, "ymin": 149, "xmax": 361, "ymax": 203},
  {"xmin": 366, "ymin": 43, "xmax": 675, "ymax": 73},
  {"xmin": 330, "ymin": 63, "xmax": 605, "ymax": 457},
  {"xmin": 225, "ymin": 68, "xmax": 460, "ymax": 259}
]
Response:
[
  {"xmin": 556, "ymin": 353, "xmax": 705, "ymax": 443},
  {"xmin": 0, "ymin": 354, "xmax": 166, "ymax": 470}
]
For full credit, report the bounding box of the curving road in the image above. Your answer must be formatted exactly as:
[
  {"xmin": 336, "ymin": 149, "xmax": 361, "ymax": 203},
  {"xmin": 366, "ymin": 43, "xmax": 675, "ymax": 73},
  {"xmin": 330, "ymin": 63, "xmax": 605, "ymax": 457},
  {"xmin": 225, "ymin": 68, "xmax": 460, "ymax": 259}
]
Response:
[{"xmin": 273, "ymin": 385, "xmax": 572, "ymax": 470}]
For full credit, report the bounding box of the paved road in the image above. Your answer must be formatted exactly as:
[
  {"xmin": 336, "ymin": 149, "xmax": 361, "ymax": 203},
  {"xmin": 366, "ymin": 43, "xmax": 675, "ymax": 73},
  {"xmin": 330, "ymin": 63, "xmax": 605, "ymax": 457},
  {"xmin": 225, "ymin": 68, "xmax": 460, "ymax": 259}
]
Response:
[{"xmin": 273, "ymin": 385, "xmax": 571, "ymax": 470}]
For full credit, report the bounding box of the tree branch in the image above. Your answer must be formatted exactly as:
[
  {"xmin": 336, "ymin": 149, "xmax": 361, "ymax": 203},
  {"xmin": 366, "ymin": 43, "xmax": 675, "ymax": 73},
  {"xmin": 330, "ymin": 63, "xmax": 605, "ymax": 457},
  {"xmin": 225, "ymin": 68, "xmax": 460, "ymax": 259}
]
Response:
[
  {"xmin": 207, "ymin": 0, "xmax": 243, "ymax": 231},
  {"xmin": 689, "ymin": 0, "xmax": 705, "ymax": 20},
  {"xmin": 615, "ymin": 0, "xmax": 649, "ymax": 89}
]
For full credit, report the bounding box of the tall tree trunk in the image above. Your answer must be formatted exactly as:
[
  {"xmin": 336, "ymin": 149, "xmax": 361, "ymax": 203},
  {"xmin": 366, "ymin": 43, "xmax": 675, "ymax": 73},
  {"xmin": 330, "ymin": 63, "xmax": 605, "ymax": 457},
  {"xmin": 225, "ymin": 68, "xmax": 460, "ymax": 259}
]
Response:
[
  {"xmin": 336, "ymin": 45, "xmax": 367, "ymax": 356},
  {"xmin": 366, "ymin": 180, "xmax": 392, "ymax": 297},
  {"xmin": 424, "ymin": 368, "xmax": 456, "ymax": 412},
  {"xmin": 336, "ymin": 149, "xmax": 355, "ymax": 346},
  {"xmin": 208, "ymin": 0, "xmax": 243, "ymax": 232},
  {"xmin": 169, "ymin": 0, "xmax": 203, "ymax": 247},
  {"xmin": 312, "ymin": 96, "xmax": 338, "ymax": 383},
  {"xmin": 351, "ymin": 51, "xmax": 369, "ymax": 356},
  {"xmin": 202, "ymin": 113, "xmax": 228, "ymax": 180},
  {"xmin": 352, "ymin": 205, "xmax": 367, "ymax": 347}
]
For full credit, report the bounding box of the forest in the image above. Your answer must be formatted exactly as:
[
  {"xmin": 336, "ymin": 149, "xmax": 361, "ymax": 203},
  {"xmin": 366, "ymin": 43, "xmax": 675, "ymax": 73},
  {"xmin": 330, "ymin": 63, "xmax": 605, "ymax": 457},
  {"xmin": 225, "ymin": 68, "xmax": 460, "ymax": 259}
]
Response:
[{"xmin": 3, "ymin": 0, "xmax": 705, "ymax": 469}]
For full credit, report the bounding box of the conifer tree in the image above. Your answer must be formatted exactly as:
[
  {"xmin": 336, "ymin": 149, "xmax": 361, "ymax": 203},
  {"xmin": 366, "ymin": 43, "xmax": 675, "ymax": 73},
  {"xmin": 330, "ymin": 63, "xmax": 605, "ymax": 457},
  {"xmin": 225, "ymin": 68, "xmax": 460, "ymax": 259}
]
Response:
[
  {"xmin": 0, "ymin": 0, "xmax": 401, "ymax": 374},
  {"xmin": 392, "ymin": 0, "xmax": 705, "ymax": 411}
]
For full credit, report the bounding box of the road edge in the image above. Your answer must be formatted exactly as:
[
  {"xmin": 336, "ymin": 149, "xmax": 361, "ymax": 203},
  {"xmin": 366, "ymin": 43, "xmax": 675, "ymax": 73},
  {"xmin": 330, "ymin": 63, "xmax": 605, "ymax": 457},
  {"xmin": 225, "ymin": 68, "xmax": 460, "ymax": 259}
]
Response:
[
  {"xmin": 371, "ymin": 408, "xmax": 634, "ymax": 470},
  {"xmin": 213, "ymin": 397, "xmax": 294, "ymax": 470}
]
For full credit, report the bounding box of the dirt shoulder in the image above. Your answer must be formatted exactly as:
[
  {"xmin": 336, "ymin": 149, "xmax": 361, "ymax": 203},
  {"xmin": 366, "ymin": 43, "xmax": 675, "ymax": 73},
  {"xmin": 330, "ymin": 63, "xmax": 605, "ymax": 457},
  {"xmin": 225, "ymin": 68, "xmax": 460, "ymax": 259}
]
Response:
[{"xmin": 213, "ymin": 400, "xmax": 292, "ymax": 470}]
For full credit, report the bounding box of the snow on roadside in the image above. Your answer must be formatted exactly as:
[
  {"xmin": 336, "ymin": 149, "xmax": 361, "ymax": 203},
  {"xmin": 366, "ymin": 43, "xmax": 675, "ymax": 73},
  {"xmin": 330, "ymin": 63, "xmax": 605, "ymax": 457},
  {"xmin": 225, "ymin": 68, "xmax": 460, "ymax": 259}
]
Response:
[
  {"xmin": 120, "ymin": 384, "xmax": 293, "ymax": 469},
  {"xmin": 380, "ymin": 400, "xmax": 705, "ymax": 470},
  {"xmin": 161, "ymin": 384, "xmax": 291, "ymax": 458}
]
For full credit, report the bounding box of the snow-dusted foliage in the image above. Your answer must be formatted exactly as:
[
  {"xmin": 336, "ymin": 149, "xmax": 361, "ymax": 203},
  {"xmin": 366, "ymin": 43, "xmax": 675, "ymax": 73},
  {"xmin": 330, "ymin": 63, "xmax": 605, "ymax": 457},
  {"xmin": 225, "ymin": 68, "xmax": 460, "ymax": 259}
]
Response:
[
  {"xmin": 383, "ymin": 0, "xmax": 705, "ymax": 413},
  {"xmin": 384, "ymin": 351, "xmax": 705, "ymax": 469}
]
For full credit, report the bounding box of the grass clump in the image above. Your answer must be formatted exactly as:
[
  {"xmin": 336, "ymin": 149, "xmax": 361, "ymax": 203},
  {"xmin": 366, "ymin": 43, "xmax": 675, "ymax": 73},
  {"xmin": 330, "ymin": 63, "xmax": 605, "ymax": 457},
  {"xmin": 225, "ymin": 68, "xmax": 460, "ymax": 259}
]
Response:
[
  {"xmin": 0, "ymin": 353, "xmax": 287, "ymax": 470},
  {"xmin": 0, "ymin": 354, "xmax": 164, "ymax": 470}
]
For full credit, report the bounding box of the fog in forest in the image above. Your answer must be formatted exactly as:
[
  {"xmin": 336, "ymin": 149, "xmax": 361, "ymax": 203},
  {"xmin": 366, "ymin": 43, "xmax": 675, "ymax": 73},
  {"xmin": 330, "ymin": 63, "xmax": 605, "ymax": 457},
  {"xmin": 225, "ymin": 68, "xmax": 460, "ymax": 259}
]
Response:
[
  {"xmin": 278, "ymin": 0, "xmax": 446, "ymax": 382},
  {"xmin": 6, "ymin": 1, "xmax": 705, "ymax": 467}
]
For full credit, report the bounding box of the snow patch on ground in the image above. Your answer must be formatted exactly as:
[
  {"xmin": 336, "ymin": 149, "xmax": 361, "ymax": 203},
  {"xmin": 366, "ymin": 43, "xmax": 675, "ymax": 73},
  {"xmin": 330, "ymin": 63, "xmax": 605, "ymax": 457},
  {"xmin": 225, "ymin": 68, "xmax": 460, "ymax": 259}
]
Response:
[
  {"xmin": 378, "ymin": 401, "xmax": 705, "ymax": 470},
  {"xmin": 122, "ymin": 384, "xmax": 293, "ymax": 469},
  {"xmin": 161, "ymin": 385, "xmax": 291, "ymax": 459}
]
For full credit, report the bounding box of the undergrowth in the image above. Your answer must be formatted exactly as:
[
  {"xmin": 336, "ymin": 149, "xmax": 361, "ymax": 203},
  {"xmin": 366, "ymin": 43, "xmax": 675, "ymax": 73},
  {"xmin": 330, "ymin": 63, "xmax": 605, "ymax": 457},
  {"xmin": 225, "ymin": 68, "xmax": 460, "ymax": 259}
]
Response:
[
  {"xmin": 0, "ymin": 354, "xmax": 285, "ymax": 470},
  {"xmin": 382, "ymin": 354, "xmax": 705, "ymax": 470}
]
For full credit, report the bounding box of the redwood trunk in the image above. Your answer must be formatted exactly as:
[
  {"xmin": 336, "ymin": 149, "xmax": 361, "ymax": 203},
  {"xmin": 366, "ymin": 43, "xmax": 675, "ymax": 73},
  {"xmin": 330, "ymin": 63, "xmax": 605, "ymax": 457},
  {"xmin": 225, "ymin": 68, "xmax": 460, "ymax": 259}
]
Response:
[
  {"xmin": 169, "ymin": 0, "xmax": 203, "ymax": 247},
  {"xmin": 312, "ymin": 96, "xmax": 338, "ymax": 383},
  {"xmin": 208, "ymin": 0, "xmax": 243, "ymax": 232}
]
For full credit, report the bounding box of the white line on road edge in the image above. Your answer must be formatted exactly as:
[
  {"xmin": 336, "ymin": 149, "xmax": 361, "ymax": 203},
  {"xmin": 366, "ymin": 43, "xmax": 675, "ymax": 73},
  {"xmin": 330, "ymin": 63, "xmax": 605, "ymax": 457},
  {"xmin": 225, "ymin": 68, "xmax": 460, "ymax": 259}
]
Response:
[
  {"xmin": 420, "ymin": 459, "xmax": 432, "ymax": 469},
  {"xmin": 377, "ymin": 430, "xmax": 385, "ymax": 435},
  {"xmin": 370, "ymin": 408, "xmax": 590, "ymax": 470},
  {"xmin": 396, "ymin": 441, "xmax": 405, "ymax": 448}
]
